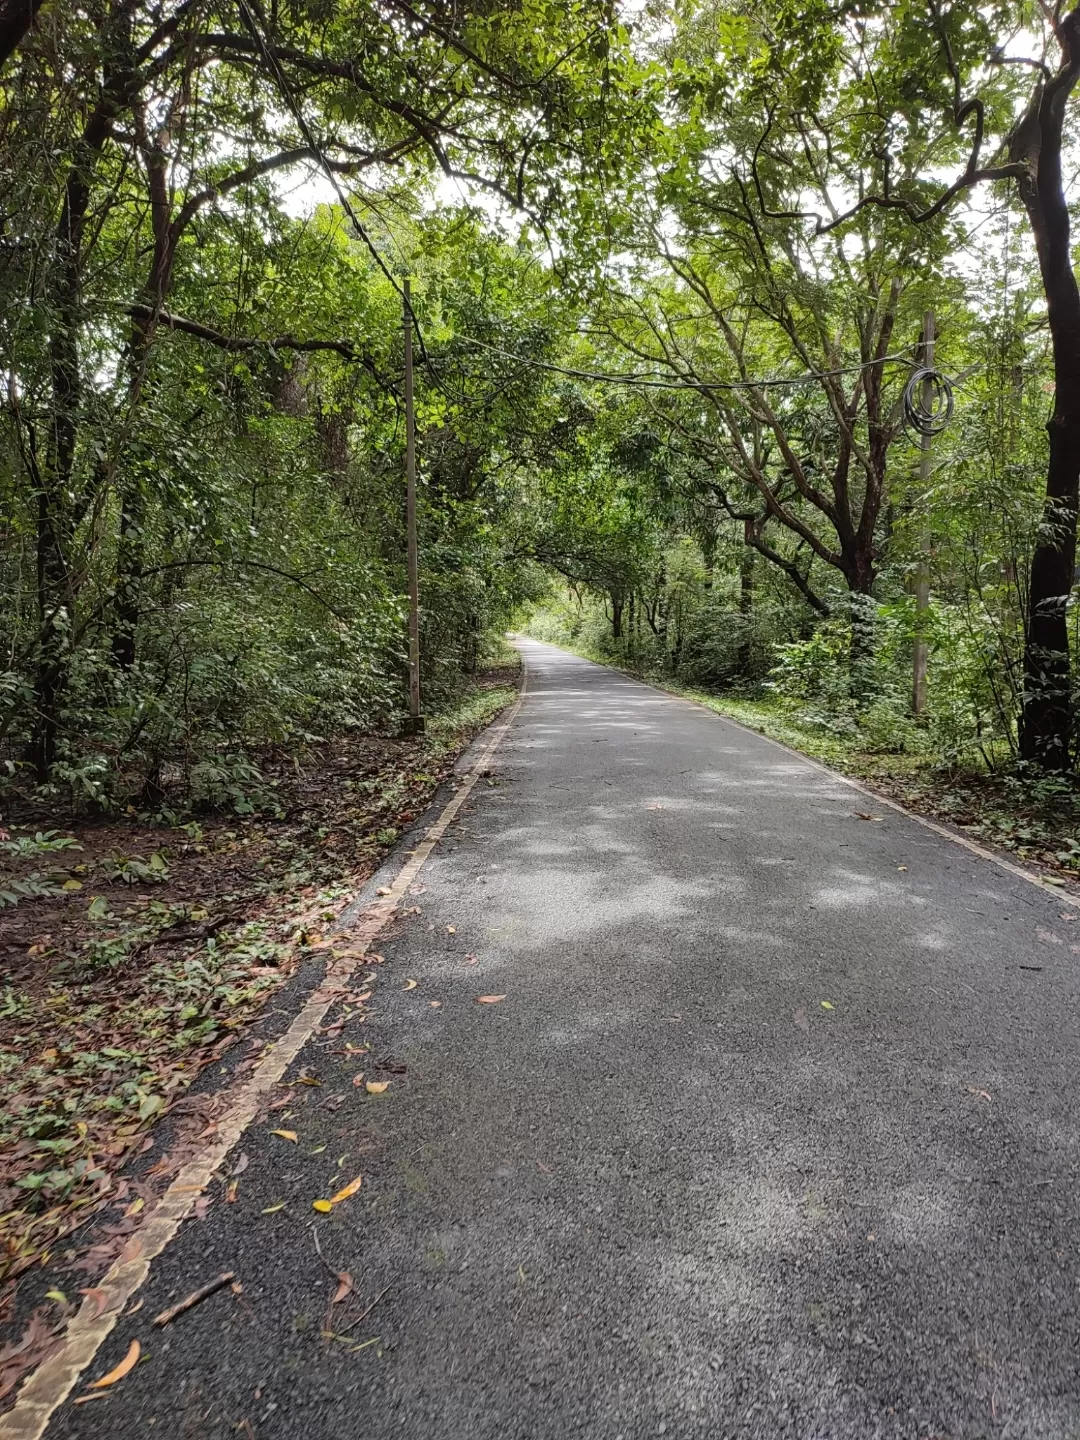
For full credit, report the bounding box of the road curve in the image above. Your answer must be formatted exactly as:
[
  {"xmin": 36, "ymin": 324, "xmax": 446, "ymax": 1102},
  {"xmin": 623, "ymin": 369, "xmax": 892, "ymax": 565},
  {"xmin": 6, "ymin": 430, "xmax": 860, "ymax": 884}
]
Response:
[{"xmin": 44, "ymin": 639, "xmax": 1080, "ymax": 1439}]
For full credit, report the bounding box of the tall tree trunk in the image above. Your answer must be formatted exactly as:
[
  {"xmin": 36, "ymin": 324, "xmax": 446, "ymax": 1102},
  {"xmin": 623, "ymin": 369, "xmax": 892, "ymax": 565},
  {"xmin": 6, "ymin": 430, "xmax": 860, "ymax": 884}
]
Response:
[
  {"xmin": 1015, "ymin": 12, "xmax": 1080, "ymax": 767},
  {"xmin": 738, "ymin": 538, "xmax": 754, "ymax": 675},
  {"xmin": 31, "ymin": 4, "xmax": 137, "ymax": 770},
  {"xmin": 0, "ymin": 0, "xmax": 46, "ymax": 69},
  {"xmin": 611, "ymin": 595, "xmax": 623, "ymax": 640}
]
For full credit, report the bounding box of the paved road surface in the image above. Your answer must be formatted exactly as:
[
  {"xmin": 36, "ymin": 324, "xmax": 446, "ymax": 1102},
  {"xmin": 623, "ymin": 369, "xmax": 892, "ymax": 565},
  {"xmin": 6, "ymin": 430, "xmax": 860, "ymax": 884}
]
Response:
[{"xmin": 44, "ymin": 640, "xmax": 1080, "ymax": 1439}]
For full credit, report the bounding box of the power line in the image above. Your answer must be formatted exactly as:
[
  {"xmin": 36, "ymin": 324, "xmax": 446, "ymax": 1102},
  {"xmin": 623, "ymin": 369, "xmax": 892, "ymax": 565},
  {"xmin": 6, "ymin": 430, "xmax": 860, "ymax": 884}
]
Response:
[{"xmin": 455, "ymin": 335, "xmax": 918, "ymax": 393}]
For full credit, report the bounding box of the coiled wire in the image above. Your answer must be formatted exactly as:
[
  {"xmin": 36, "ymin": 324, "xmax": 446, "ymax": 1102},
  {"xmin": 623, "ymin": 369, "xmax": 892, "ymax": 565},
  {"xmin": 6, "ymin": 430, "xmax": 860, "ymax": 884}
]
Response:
[{"xmin": 902, "ymin": 365, "xmax": 954, "ymax": 439}]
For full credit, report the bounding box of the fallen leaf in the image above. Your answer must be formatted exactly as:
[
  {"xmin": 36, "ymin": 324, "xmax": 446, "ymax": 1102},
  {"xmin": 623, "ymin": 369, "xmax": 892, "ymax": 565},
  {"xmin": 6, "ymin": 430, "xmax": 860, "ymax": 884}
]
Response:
[
  {"xmin": 376, "ymin": 887, "xmax": 392, "ymax": 896},
  {"xmin": 45, "ymin": 1290, "xmax": 68, "ymax": 1307},
  {"xmin": 965, "ymin": 1086, "xmax": 993, "ymax": 1103},
  {"xmin": 820, "ymin": 1001, "xmax": 834, "ymax": 1011},
  {"xmin": 78, "ymin": 1289, "xmax": 109, "ymax": 1320},
  {"xmin": 365, "ymin": 1081, "xmax": 389, "ymax": 1095},
  {"xmin": 231, "ymin": 1153, "xmax": 250, "ymax": 1177},
  {"xmin": 794, "ymin": 1007, "xmax": 809, "ymax": 1032},
  {"xmin": 73, "ymin": 1395, "xmax": 106, "ymax": 1406},
  {"xmin": 226, "ymin": 1179, "xmax": 239, "ymax": 1203},
  {"xmin": 270, "ymin": 1129, "xmax": 298, "ymax": 1143},
  {"xmin": 330, "ymin": 1175, "xmax": 363, "ymax": 1205},
  {"xmin": 447, "ymin": 926, "xmax": 457, "ymax": 935},
  {"xmin": 352, "ymin": 990, "xmax": 373, "ymax": 1003},
  {"xmin": 312, "ymin": 1199, "xmax": 333, "ymax": 1214},
  {"xmin": 853, "ymin": 812, "xmax": 882, "ymax": 822},
  {"xmin": 62, "ymin": 879, "xmax": 83, "ymax": 891},
  {"xmin": 261, "ymin": 1203, "xmax": 285, "ymax": 1214},
  {"xmin": 89, "ymin": 1339, "xmax": 140, "ymax": 1389},
  {"xmin": 429, "ymin": 1000, "xmax": 442, "ymax": 1008},
  {"xmin": 897, "ymin": 865, "xmax": 908, "ymax": 872},
  {"xmin": 1036, "ymin": 928, "xmax": 1062, "ymax": 945},
  {"xmin": 193, "ymin": 1196, "xmax": 212, "ymax": 1221},
  {"xmin": 463, "ymin": 954, "xmax": 479, "ymax": 966},
  {"xmin": 124, "ymin": 1197, "xmax": 144, "ymax": 1218},
  {"xmin": 403, "ymin": 979, "xmax": 417, "ymax": 991},
  {"xmin": 477, "ymin": 995, "xmax": 506, "ymax": 1004},
  {"xmin": 332, "ymin": 1272, "xmax": 354, "ymax": 1304}
]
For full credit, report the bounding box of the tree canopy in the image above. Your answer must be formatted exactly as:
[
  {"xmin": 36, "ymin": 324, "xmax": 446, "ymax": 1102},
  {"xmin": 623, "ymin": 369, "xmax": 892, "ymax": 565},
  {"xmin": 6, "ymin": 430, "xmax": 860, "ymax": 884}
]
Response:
[{"xmin": 1, "ymin": 0, "xmax": 1079, "ymax": 807}]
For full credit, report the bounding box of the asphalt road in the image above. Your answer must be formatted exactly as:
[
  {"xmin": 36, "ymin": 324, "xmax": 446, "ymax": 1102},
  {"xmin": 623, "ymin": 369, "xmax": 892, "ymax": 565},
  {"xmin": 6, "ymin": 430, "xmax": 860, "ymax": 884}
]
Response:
[{"xmin": 43, "ymin": 639, "xmax": 1080, "ymax": 1439}]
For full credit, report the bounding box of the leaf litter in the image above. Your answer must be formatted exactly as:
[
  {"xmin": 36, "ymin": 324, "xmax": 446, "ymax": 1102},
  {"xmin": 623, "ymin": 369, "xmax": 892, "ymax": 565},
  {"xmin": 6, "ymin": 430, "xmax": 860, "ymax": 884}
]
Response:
[{"xmin": 0, "ymin": 675, "xmax": 517, "ymax": 1395}]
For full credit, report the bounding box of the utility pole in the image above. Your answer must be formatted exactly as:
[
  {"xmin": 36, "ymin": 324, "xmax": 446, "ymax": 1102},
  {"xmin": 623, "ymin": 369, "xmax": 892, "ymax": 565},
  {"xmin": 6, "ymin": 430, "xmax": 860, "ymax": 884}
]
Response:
[
  {"xmin": 403, "ymin": 278, "xmax": 424, "ymax": 733},
  {"xmin": 912, "ymin": 309, "xmax": 934, "ymax": 716}
]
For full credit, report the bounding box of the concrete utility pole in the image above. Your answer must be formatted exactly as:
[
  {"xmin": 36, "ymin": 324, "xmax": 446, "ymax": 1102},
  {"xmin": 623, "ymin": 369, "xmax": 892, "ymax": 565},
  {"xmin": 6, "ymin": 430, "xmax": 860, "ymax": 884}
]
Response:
[
  {"xmin": 403, "ymin": 278, "xmax": 424, "ymax": 733},
  {"xmin": 912, "ymin": 309, "xmax": 934, "ymax": 716}
]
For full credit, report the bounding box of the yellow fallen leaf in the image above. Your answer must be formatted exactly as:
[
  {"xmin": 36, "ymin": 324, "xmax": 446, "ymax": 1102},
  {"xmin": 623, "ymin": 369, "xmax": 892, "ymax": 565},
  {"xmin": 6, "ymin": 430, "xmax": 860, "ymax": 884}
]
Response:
[
  {"xmin": 270, "ymin": 1129, "xmax": 297, "ymax": 1142},
  {"xmin": 365, "ymin": 1080, "xmax": 389, "ymax": 1094},
  {"xmin": 330, "ymin": 1174, "xmax": 363, "ymax": 1204},
  {"xmin": 124, "ymin": 1197, "xmax": 144, "ymax": 1218},
  {"xmin": 312, "ymin": 1199, "xmax": 333, "ymax": 1213},
  {"xmin": 261, "ymin": 1203, "xmax": 286, "ymax": 1214},
  {"xmin": 89, "ymin": 1339, "xmax": 140, "ymax": 1389},
  {"xmin": 820, "ymin": 1001, "xmax": 834, "ymax": 1010},
  {"xmin": 62, "ymin": 879, "xmax": 83, "ymax": 891},
  {"xmin": 403, "ymin": 979, "xmax": 417, "ymax": 991},
  {"xmin": 477, "ymin": 995, "xmax": 506, "ymax": 1004}
]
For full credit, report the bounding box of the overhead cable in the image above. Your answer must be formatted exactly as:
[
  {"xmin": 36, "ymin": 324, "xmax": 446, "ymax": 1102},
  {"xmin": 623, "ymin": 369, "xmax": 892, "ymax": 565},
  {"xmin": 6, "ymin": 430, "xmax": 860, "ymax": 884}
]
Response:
[
  {"xmin": 456, "ymin": 335, "xmax": 918, "ymax": 393},
  {"xmin": 902, "ymin": 365, "xmax": 955, "ymax": 438},
  {"xmin": 234, "ymin": 0, "xmax": 425, "ymax": 356}
]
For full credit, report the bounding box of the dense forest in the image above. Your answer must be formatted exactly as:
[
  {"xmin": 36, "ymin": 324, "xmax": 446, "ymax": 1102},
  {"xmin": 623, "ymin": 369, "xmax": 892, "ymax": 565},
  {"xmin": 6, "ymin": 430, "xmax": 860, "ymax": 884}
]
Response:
[
  {"xmin": 1, "ymin": 0, "xmax": 1080, "ymax": 1294},
  {"xmin": 1, "ymin": 0, "xmax": 1078, "ymax": 804}
]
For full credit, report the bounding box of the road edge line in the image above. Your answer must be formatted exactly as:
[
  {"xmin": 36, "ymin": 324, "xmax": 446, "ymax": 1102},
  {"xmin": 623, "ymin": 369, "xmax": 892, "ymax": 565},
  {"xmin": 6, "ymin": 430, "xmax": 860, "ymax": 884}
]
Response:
[{"xmin": 4, "ymin": 665, "xmax": 528, "ymax": 1439}]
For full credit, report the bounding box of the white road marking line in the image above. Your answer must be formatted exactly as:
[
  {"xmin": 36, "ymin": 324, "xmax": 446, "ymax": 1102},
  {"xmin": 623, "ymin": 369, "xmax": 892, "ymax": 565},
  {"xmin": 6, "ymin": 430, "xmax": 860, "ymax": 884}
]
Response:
[{"xmin": 5, "ymin": 670, "xmax": 527, "ymax": 1439}]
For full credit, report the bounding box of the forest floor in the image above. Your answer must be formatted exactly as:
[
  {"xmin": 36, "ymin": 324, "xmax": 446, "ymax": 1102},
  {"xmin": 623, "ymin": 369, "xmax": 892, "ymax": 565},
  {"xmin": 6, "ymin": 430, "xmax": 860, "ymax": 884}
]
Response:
[{"xmin": 0, "ymin": 663, "xmax": 518, "ymax": 1386}]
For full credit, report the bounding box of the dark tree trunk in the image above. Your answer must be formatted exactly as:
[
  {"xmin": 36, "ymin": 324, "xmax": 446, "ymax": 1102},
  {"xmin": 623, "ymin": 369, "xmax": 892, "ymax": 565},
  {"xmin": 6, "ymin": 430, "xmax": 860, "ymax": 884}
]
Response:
[
  {"xmin": 31, "ymin": 6, "xmax": 138, "ymax": 767},
  {"xmin": 611, "ymin": 596, "xmax": 624, "ymax": 639},
  {"xmin": 1014, "ymin": 13, "xmax": 1080, "ymax": 767},
  {"xmin": 0, "ymin": 0, "xmax": 46, "ymax": 69},
  {"xmin": 738, "ymin": 541, "xmax": 754, "ymax": 674}
]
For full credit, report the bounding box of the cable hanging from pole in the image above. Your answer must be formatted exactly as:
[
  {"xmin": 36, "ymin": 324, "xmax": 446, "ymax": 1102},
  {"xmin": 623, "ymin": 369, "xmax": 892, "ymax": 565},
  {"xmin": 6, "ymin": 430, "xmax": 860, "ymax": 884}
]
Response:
[{"xmin": 902, "ymin": 365, "xmax": 954, "ymax": 439}]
